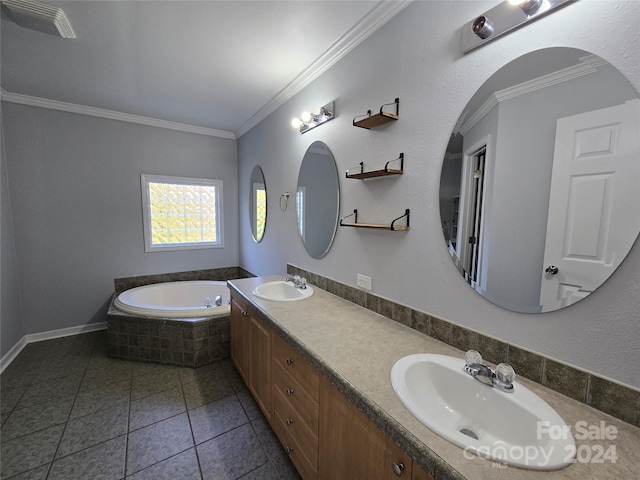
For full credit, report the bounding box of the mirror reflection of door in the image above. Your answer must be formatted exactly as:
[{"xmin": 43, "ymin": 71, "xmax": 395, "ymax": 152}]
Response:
[
  {"xmin": 540, "ymin": 98, "xmax": 640, "ymax": 311},
  {"xmin": 457, "ymin": 141, "xmax": 489, "ymax": 290}
]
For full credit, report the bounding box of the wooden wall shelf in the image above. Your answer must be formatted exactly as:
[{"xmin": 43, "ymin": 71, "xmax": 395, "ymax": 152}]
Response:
[
  {"xmin": 346, "ymin": 153, "xmax": 404, "ymax": 179},
  {"xmin": 352, "ymin": 98, "xmax": 399, "ymax": 129},
  {"xmin": 339, "ymin": 209, "xmax": 410, "ymax": 231}
]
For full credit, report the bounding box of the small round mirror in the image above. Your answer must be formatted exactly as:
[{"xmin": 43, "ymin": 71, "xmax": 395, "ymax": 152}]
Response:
[
  {"xmin": 249, "ymin": 165, "xmax": 267, "ymax": 243},
  {"xmin": 296, "ymin": 141, "xmax": 340, "ymax": 258}
]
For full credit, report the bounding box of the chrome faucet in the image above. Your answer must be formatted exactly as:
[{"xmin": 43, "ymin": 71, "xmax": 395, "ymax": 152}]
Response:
[
  {"xmin": 464, "ymin": 350, "xmax": 515, "ymax": 392},
  {"xmin": 285, "ymin": 274, "xmax": 307, "ymax": 289}
]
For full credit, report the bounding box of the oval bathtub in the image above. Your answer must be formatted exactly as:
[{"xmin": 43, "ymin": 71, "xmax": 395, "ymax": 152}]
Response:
[{"xmin": 114, "ymin": 281, "xmax": 230, "ymax": 318}]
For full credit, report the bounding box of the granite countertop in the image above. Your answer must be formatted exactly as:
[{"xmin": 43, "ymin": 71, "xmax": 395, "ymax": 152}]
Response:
[{"xmin": 228, "ymin": 276, "xmax": 640, "ymax": 480}]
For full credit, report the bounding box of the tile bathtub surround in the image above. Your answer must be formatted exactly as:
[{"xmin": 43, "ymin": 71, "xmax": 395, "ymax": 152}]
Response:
[
  {"xmin": 106, "ymin": 302, "xmax": 230, "ymax": 368},
  {"xmin": 287, "ymin": 264, "xmax": 640, "ymax": 428},
  {"xmin": 0, "ymin": 331, "xmax": 300, "ymax": 480},
  {"xmin": 114, "ymin": 266, "xmax": 255, "ymax": 293}
]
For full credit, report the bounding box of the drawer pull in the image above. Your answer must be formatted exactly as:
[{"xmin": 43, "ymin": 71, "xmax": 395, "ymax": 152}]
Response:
[
  {"xmin": 286, "ymin": 418, "xmax": 294, "ymax": 426},
  {"xmin": 285, "ymin": 446, "xmax": 294, "ymax": 454},
  {"xmin": 286, "ymin": 388, "xmax": 294, "ymax": 395},
  {"xmin": 242, "ymin": 311, "xmax": 249, "ymax": 317},
  {"xmin": 286, "ymin": 357, "xmax": 294, "ymax": 365},
  {"xmin": 392, "ymin": 462, "xmax": 405, "ymax": 476}
]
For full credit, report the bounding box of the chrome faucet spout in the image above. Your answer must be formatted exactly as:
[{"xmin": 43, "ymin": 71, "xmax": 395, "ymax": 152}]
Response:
[
  {"xmin": 464, "ymin": 350, "xmax": 515, "ymax": 393},
  {"xmin": 285, "ymin": 275, "xmax": 307, "ymax": 289},
  {"xmin": 464, "ymin": 363, "xmax": 495, "ymax": 386}
]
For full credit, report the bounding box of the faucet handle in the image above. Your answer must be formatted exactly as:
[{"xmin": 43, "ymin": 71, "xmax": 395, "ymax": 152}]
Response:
[
  {"xmin": 465, "ymin": 350, "xmax": 483, "ymax": 367},
  {"xmin": 495, "ymin": 363, "xmax": 515, "ymax": 384}
]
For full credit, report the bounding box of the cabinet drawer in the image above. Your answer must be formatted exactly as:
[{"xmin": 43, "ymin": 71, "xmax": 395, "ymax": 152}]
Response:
[
  {"xmin": 274, "ymin": 401, "xmax": 318, "ymax": 480},
  {"xmin": 237, "ymin": 296, "xmax": 258, "ymax": 319},
  {"xmin": 274, "ymin": 334, "xmax": 319, "ymax": 401},
  {"xmin": 274, "ymin": 361, "xmax": 319, "ymax": 432},
  {"xmin": 274, "ymin": 388, "xmax": 318, "ymax": 467}
]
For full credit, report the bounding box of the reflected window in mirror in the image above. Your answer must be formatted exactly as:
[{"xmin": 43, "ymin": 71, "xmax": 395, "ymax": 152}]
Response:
[
  {"xmin": 296, "ymin": 187, "xmax": 305, "ymax": 241},
  {"xmin": 296, "ymin": 141, "xmax": 340, "ymax": 259},
  {"xmin": 439, "ymin": 48, "xmax": 640, "ymax": 313},
  {"xmin": 250, "ymin": 166, "xmax": 267, "ymax": 243}
]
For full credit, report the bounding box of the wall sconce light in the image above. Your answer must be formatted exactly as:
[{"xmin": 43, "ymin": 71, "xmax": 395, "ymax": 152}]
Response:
[
  {"xmin": 291, "ymin": 101, "xmax": 334, "ymax": 134},
  {"xmin": 462, "ymin": 0, "xmax": 577, "ymax": 53}
]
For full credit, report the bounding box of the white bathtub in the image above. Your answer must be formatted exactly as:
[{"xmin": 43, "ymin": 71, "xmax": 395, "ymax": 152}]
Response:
[{"xmin": 114, "ymin": 281, "xmax": 231, "ymax": 318}]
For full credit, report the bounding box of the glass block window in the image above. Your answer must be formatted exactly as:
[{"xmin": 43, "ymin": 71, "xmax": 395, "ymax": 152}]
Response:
[
  {"xmin": 141, "ymin": 174, "xmax": 224, "ymax": 251},
  {"xmin": 255, "ymin": 187, "xmax": 266, "ymax": 239}
]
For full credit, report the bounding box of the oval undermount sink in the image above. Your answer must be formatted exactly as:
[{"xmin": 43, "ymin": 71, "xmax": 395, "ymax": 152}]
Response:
[
  {"xmin": 391, "ymin": 354, "xmax": 575, "ymax": 470},
  {"xmin": 252, "ymin": 281, "xmax": 314, "ymax": 301}
]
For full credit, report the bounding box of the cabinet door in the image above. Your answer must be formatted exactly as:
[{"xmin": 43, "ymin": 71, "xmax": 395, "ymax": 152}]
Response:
[
  {"xmin": 230, "ymin": 297, "xmax": 249, "ymax": 381},
  {"xmin": 411, "ymin": 463, "xmax": 434, "ymax": 480},
  {"xmin": 248, "ymin": 314, "xmax": 273, "ymax": 423},
  {"xmin": 384, "ymin": 441, "xmax": 413, "ymax": 480},
  {"xmin": 319, "ymin": 378, "xmax": 388, "ymax": 479}
]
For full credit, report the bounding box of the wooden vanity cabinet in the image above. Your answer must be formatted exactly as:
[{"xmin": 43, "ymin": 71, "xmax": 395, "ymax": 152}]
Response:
[
  {"xmin": 272, "ymin": 334, "xmax": 320, "ymax": 479},
  {"xmin": 230, "ymin": 296, "xmax": 249, "ymax": 381},
  {"xmin": 319, "ymin": 377, "xmax": 432, "ymax": 480},
  {"xmin": 230, "ymin": 292, "xmax": 432, "ymax": 480},
  {"xmin": 248, "ymin": 312, "xmax": 273, "ymax": 423},
  {"xmin": 230, "ymin": 295, "xmax": 272, "ymax": 424}
]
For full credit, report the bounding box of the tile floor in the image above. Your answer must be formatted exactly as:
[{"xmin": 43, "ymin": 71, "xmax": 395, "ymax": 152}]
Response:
[{"xmin": 0, "ymin": 330, "xmax": 300, "ymax": 480}]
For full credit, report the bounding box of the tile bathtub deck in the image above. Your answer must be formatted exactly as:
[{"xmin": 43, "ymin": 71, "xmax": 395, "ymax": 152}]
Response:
[{"xmin": 0, "ymin": 331, "xmax": 300, "ymax": 480}]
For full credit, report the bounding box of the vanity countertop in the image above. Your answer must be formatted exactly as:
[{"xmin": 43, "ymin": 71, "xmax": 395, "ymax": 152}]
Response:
[{"xmin": 228, "ymin": 276, "xmax": 640, "ymax": 480}]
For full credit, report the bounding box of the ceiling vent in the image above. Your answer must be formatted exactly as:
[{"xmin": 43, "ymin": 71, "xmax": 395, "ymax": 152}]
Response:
[{"xmin": 1, "ymin": 0, "xmax": 75, "ymax": 38}]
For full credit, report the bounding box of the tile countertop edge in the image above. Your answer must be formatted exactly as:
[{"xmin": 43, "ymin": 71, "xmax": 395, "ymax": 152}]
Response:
[{"xmin": 227, "ymin": 276, "xmax": 640, "ymax": 480}]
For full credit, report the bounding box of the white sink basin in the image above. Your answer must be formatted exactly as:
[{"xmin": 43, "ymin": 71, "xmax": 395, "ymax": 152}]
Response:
[
  {"xmin": 391, "ymin": 354, "xmax": 575, "ymax": 470},
  {"xmin": 252, "ymin": 281, "xmax": 314, "ymax": 301}
]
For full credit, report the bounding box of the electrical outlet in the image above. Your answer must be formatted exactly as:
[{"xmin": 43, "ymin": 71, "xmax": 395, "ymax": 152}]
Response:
[{"xmin": 357, "ymin": 274, "xmax": 372, "ymax": 291}]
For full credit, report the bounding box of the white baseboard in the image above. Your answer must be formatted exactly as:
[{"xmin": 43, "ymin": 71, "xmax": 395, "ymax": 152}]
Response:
[
  {"xmin": 0, "ymin": 336, "xmax": 28, "ymax": 374},
  {"xmin": 0, "ymin": 322, "xmax": 107, "ymax": 374}
]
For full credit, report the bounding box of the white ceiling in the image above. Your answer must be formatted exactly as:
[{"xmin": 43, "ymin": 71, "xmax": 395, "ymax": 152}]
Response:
[{"xmin": 0, "ymin": 0, "xmax": 411, "ymax": 138}]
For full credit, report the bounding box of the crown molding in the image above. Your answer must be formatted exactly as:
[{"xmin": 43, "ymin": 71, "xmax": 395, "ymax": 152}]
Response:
[
  {"xmin": 235, "ymin": 0, "xmax": 413, "ymax": 137},
  {"xmin": 1, "ymin": 1, "xmax": 412, "ymax": 140},
  {"xmin": 459, "ymin": 54, "xmax": 606, "ymax": 136},
  {"xmin": 0, "ymin": 89, "xmax": 236, "ymax": 139}
]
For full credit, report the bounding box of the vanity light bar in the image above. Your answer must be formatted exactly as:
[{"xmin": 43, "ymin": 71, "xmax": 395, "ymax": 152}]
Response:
[
  {"xmin": 462, "ymin": 0, "xmax": 578, "ymax": 53},
  {"xmin": 291, "ymin": 101, "xmax": 335, "ymax": 134}
]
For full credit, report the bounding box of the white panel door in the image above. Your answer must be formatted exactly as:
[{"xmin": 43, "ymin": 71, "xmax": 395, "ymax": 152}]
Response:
[{"xmin": 540, "ymin": 99, "xmax": 640, "ymax": 311}]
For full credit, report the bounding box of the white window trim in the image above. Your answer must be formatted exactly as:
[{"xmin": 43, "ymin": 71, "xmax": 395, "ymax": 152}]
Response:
[{"xmin": 141, "ymin": 173, "xmax": 224, "ymax": 252}]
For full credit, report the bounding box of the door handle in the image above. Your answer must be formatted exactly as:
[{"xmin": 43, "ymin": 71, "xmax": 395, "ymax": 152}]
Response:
[{"xmin": 545, "ymin": 265, "xmax": 559, "ymax": 275}]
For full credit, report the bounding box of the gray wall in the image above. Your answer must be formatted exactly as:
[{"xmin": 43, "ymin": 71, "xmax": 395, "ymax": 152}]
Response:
[
  {"xmin": 2, "ymin": 104, "xmax": 238, "ymax": 340},
  {"xmin": 1, "ymin": 111, "xmax": 25, "ymax": 355},
  {"xmin": 238, "ymin": 1, "xmax": 640, "ymax": 388}
]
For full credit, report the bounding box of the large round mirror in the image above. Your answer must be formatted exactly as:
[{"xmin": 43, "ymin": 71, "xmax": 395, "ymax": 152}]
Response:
[
  {"xmin": 250, "ymin": 165, "xmax": 267, "ymax": 243},
  {"xmin": 296, "ymin": 141, "xmax": 340, "ymax": 258},
  {"xmin": 439, "ymin": 48, "xmax": 639, "ymax": 313}
]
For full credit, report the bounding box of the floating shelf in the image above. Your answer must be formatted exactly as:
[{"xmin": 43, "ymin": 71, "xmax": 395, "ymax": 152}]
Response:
[
  {"xmin": 346, "ymin": 153, "xmax": 404, "ymax": 179},
  {"xmin": 339, "ymin": 209, "xmax": 410, "ymax": 231},
  {"xmin": 353, "ymin": 98, "xmax": 399, "ymax": 129}
]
